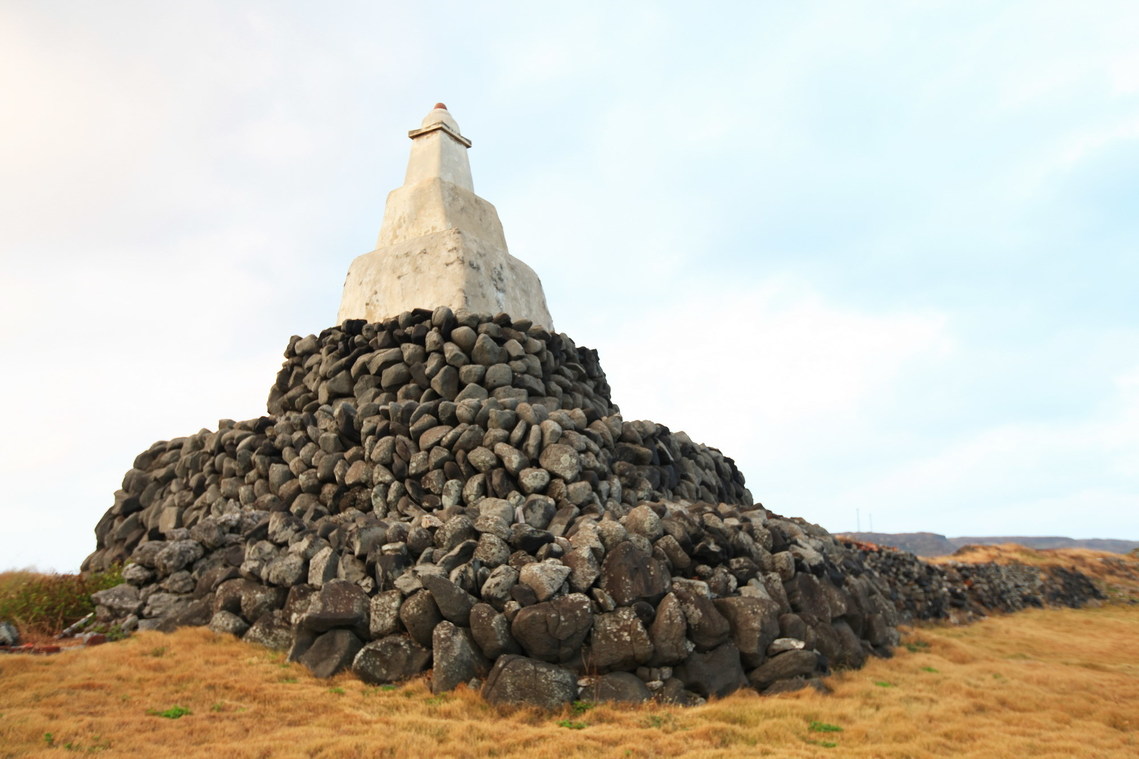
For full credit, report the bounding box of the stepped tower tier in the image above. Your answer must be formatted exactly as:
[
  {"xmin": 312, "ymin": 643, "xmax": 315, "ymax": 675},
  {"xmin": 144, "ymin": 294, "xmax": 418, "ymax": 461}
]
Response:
[{"xmin": 338, "ymin": 104, "xmax": 555, "ymax": 330}]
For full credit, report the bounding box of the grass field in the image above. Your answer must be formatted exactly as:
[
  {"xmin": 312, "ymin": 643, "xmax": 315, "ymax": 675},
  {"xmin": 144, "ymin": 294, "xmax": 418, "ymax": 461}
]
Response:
[
  {"xmin": 2, "ymin": 547, "xmax": 1137, "ymax": 758},
  {"xmin": 0, "ymin": 602, "xmax": 1136, "ymax": 758}
]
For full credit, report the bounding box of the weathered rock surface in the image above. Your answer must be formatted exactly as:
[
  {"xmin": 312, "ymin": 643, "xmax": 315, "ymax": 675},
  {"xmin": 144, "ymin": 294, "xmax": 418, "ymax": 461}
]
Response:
[
  {"xmin": 352, "ymin": 635, "xmax": 431, "ymax": 684},
  {"xmin": 482, "ymin": 655, "xmax": 577, "ymax": 709}
]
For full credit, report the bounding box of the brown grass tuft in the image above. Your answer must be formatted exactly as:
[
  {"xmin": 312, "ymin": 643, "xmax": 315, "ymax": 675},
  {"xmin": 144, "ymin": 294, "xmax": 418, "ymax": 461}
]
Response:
[{"xmin": 1, "ymin": 605, "xmax": 1138, "ymax": 757}]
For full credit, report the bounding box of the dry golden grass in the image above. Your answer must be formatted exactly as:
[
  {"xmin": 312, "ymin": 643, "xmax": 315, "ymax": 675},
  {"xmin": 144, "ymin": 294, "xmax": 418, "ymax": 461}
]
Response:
[{"xmin": 1, "ymin": 603, "xmax": 1137, "ymax": 758}]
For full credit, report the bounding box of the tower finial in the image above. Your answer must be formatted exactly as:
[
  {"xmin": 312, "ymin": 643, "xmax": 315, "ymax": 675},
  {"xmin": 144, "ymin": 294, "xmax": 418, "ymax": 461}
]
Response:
[{"xmin": 403, "ymin": 105, "xmax": 473, "ymax": 189}]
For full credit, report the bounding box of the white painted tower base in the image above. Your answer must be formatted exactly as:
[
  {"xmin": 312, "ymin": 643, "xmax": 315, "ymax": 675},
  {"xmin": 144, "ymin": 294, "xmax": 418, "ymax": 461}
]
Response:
[{"xmin": 338, "ymin": 105, "xmax": 554, "ymax": 330}]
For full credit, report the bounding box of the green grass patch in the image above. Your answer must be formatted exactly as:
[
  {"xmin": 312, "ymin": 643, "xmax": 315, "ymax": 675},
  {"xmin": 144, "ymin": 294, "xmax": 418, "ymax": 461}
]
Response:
[
  {"xmin": 363, "ymin": 685, "xmax": 399, "ymax": 696},
  {"xmin": 808, "ymin": 721, "xmax": 843, "ymax": 733},
  {"xmin": 921, "ymin": 666, "xmax": 939, "ymax": 673},
  {"xmin": 43, "ymin": 732, "xmax": 111, "ymax": 753},
  {"xmin": 556, "ymin": 719, "xmax": 587, "ymax": 730},
  {"xmin": 874, "ymin": 680, "xmax": 896, "ymax": 688},
  {"xmin": 148, "ymin": 705, "xmax": 191, "ymax": 719}
]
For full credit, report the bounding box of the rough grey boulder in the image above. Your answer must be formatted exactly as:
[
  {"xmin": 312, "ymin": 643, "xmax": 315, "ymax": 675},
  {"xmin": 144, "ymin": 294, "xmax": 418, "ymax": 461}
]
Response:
[
  {"xmin": 300, "ymin": 579, "xmax": 369, "ymax": 637},
  {"xmin": 469, "ymin": 603, "xmax": 521, "ymax": 660},
  {"xmin": 92, "ymin": 584, "xmax": 142, "ymax": 619},
  {"xmin": 299, "ymin": 629, "xmax": 364, "ymax": 678},
  {"xmin": 673, "ymin": 641, "xmax": 748, "ymax": 699},
  {"xmin": 420, "ymin": 574, "xmax": 475, "ymax": 626},
  {"xmin": 243, "ymin": 610, "xmax": 294, "ymax": 651},
  {"xmin": 600, "ymin": 541, "xmax": 670, "ymax": 606},
  {"xmin": 353, "ymin": 635, "xmax": 431, "ymax": 685},
  {"xmin": 482, "ymin": 655, "xmax": 577, "ymax": 709},
  {"xmin": 510, "ymin": 593, "xmax": 592, "ymax": 663},
  {"xmin": 579, "ymin": 671, "xmax": 652, "ymax": 703},
  {"xmin": 432, "ymin": 621, "xmax": 488, "ymax": 693},
  {"xmin": 208, "ymin": 610, "xmax": 249, "ymax": 637},
  {"xmin": 714, "ymin": 595, "xmax": 781, "ymax": 668},
  {"xmin": 747, "ymin": 649, "xmax": 821, "ymax": 690},
  {"xmin": 586, "ymin": 607, "xmax": 654, "ymax": 671},
  {"xmin": 399, "ymin": 589, "xmax": 443, "ymax": 649}
]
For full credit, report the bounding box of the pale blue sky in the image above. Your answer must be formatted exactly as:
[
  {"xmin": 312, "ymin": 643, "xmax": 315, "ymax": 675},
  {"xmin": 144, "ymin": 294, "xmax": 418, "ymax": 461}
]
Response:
[{"xmin": 2, "ymin": 1, "xmax": 1137, "ymax": 570}]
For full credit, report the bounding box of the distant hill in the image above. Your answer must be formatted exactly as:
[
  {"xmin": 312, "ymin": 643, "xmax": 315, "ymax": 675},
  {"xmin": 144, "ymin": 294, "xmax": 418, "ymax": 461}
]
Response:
[
  {"xmin": 839, "ymin": 532, "xmax": 956, "ymax": 556},
  {"xmin": 838, "ymin": 532, "xmax": 1139, "ymax": 557}
]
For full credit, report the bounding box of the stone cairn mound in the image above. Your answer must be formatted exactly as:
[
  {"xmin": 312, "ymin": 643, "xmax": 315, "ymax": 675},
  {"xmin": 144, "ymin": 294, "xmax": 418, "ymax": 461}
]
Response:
[{"xmin": 83, "ymin": 307, "xmax": 904, "ymax": 707}]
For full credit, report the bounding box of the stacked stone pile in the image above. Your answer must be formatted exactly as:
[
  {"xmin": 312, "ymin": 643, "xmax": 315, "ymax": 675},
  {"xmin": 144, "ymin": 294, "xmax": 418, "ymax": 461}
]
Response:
[
  {"xmin": 266, "ymin": 310, "xmax": 614, "ymax": 420},
  {"xmin": 84, "ymin": 308, "xmax": 905, "ymax": 707},
  {"xmin": 849, "ymin": 542, "xmax": 1104, "ymax": 621}
]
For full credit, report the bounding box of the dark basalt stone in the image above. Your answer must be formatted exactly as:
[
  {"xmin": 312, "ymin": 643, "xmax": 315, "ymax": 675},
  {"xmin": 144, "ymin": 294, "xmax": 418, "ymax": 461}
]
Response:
[
  {"xmin": 353, "ymin": 635, "xmax": 431, "ymax": 685},
  {"xmin": 510, "ymin": 593, "xmax": 592, "ymax": 663},
  {"xmin": 599, "ymin": 541, "xmax": 670, "ymax": 606},
  {"xmin": 747, "ymin": 649, "xmax": 821, "ymax": 690},
  {"xmin": 432, "ymin": 621, "xmax": 488, "ymax": 693},
  {"xmin": 482, "ymin": 655, "xmax": 577, "ymax": 709},
  {"xmin": 579, "ymin": 671, "xmax": 652, "ymax": 703},
  {"xmin": 399, "ymin": 589, "xmax": 443, "ymax": 649},
  {"xmin": 673, "ymin": 641, "xmax": 748, "ymax": 699},
  {"xmin": 299, "ymin": 629, "xmax": 364, "ymax": 679}
]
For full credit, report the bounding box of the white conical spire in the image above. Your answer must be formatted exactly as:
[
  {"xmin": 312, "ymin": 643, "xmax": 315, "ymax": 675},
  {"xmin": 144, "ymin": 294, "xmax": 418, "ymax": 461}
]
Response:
[{"xmin": 338, "ymin": 105, "xmax": 554, "ymax": 330}]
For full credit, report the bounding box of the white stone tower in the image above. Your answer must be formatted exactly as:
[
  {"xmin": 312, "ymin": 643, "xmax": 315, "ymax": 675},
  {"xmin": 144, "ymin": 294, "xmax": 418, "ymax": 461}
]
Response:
[{"xmin": 337, "ymin": 104, "xmax": 554, "ymax": 330}]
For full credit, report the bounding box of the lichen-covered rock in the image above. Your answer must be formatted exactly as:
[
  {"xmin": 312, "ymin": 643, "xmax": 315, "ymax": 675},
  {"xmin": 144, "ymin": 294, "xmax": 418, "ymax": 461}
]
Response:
[
  {"xmin": 511, "ymin": 593, "xmax": 592, "ymax": 663},
  {"xmin": 399, "ymin": 589, "xmax": 443, "ymax": 649},
  {"xmin": 353, "ymin": 636, "xmax": 431, "ymax": 684},
  {"xmin": 208, "ymin": 610, "xmax": 250, "ymax": 637},
  {"xmin": 300, "ymin": 580, "xmax": 368, "ymax": 636},
  {"xmin": 469, "ymin": 603, "xmax": 521, "ymax": 660},
  {"xmin": 586, "ymin": 607, "xmax": 654, "ymax": 671},
  {"xmin": 432, "ymin": 621, "xmax": 487, "ymax": 693},
  {"xmin": 714, "ymin": 595, "xmax": 781, "ymax": 668},
  {"xmin": 243, "ymin": 610, "xmax": 293, "ymax": 651},
  {"xmin": 92, "ymin": 584, "xmax": 142, "ymax": 620},
  {"xmin": 600, "ymin": 541, "xmax": 670, "ymax": 606},
  {"xmin": 518, "ymin": 560, "xmax": 571, "ymax": 602},
  {"xmin": 419, "ymin": 574, "xmax": 475, "ymax": 626},
  {"xmin": 482, "ymin": 655, "xmax": 577, "ymax": 709}
]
